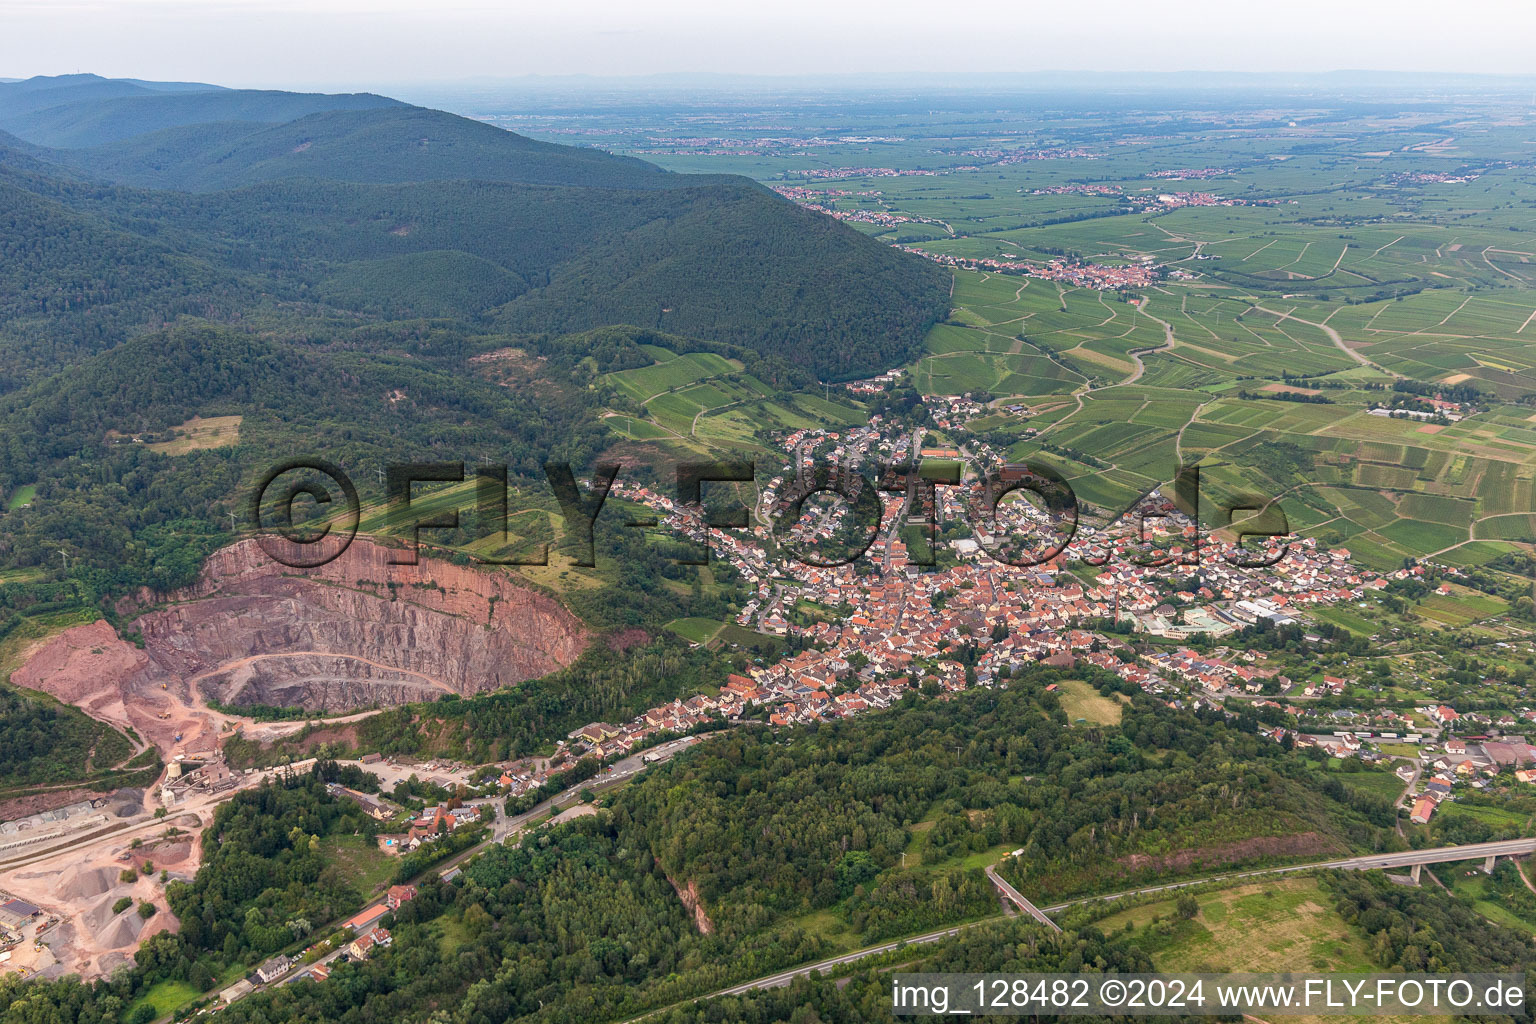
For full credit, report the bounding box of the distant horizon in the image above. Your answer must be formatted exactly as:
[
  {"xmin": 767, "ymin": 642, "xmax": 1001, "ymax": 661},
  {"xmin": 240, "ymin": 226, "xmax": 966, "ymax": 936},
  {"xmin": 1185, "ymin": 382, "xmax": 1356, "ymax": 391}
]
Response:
[
  {"xmin": 12, "ymin": 67, "xmax": 1536, "ymax": 83},
  {"xmin": 3, "ymin": 0, "xmax": 1533, "ymax": 89},
  {"xmin": 9, "ymin": 67, "xmax": 1536, "ymax": 103}
]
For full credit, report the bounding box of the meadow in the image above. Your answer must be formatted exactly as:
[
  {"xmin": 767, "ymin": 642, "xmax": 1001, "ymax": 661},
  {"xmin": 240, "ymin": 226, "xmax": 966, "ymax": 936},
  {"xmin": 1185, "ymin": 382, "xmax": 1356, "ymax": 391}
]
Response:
[{"xmin": 1093, "ymin": 876, "xmax": 1380, "ymax": 973}]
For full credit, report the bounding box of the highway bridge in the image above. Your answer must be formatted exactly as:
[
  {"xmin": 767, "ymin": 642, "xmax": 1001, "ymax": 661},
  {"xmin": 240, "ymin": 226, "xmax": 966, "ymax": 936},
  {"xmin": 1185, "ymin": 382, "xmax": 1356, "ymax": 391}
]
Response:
[
  {"xmin": 1034, "ymin": 837, "xmax": 1536, "ymax": 913},
  {"xmin": 617, "ymin": 837, "xmax": 1536, "ymax": 1023},
  {"xmin": 985, "ymin": 864, "xmax": 1061, "ymax": 932},
  {"xmin": 1327, "ymin": 837, "xmax": 1536, "ymax": 882}
]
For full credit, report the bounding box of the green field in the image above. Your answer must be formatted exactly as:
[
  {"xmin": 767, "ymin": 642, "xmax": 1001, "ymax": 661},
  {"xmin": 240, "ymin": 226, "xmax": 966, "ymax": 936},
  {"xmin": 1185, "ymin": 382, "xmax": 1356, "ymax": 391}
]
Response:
[
  {"xmin": 125, "ymin": 979, "xmax": 204, "ymax": 1022},
  {"xmin": 318, "ymin": 833, "xmax": 396, "ymax": 897},
  {"xmin": 1325, "ymin": 764, "xmax": 1408, "ymax": 804},
  {"xmin": 1095, "ymin": 876, "xmax": 1380, "ymax": 972},
  {"xmin": 1055, "ymin": 679, "xmax": 1124, "ymax": 726},
  {"xmin": 665, "ymin": 616, "xmax": 725, "ymax": 645}
]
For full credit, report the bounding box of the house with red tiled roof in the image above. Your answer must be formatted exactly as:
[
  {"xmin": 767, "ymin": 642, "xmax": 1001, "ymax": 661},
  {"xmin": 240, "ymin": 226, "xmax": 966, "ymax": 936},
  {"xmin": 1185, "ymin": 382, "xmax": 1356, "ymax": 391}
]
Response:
[
  {"xmin": 348, "ymin": 928, "xmax": 391, "ymax": 960},
  {"xmin": 1431, "ymin": 705, "xmax": 1460, "ymax": 726}
]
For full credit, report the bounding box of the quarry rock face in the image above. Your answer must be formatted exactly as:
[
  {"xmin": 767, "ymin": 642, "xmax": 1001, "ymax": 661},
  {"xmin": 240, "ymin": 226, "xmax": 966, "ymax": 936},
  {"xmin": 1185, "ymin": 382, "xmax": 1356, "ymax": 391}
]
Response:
[
  {"xmin": 15, "ymin": 539, "xmax": 589, "ymax": 753},
  {"xmin": 140, "ymin": 538, "xmax": 589, "ymax": 708}
]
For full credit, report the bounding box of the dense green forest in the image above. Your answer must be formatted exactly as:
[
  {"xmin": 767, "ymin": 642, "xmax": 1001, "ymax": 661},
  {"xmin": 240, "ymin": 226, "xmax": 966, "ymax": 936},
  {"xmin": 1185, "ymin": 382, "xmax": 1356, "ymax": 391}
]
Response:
[
  {"xmin": 639, "ymin": 919, "xmax": 1164, "ymax": 1024},
  {"xmin": 16, "ymin": 856, "xmax": 1535, "ymax": 1024},
  {"xmin": 0, "ymin": 320, "xmax": 611, "ymax": 594},
  {"xmin": 0, "ymin": 78, "xmax": 947, "ymax": 386},
  {"xmin": 0, "ymin": 672, "xmax": 1479, "ymax": 1024},
  {"xmin": 0, "ymin": 687, "xmax": 135, "ymax": 786},
  {"xmin": 613, "ymin": 668, "xmax": 1399, "ymax": 910},
  {"xmin": 49, "ymin": 105, "xmax": 680, "ymax": 191},
  {"xmin": 0, "ymin": 76, "xmax": 230, "ymax": 128},
  {"xmin": 0, "ymin": 167, "xmax": 945, "ymax": 381},
  {"xmin": 165, "ymin": 773, "xmax": 380, "ymax": 967},
  {"xmin": 0, "ymin": 84, "xmax": 399, "ymax": 148},
  {"xmin": 0, "ymin": 74, "xmax": 947, "ymax": 606},
  {"xmin": 0, "ymin": 314, "xmax": 807, "ymax": 600}
]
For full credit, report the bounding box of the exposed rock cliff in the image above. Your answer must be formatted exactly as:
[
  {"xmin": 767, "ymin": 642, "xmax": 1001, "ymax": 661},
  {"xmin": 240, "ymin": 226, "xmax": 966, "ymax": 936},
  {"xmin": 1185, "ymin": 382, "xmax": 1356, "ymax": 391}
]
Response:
[
  {"xmin": 666, "ymin": 874, "xmax": 716, "ymax": 935},
  {"xmin": 15, "ymin": 538, "xmax": 589, "ymax": 754}
]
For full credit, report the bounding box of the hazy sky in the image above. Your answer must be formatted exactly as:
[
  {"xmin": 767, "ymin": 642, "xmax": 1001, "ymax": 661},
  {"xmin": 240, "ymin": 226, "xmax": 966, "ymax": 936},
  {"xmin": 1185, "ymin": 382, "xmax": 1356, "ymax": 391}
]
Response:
[{"xmin": 3, "ymin": 0, "xmax": 1535, "ymax": 89}]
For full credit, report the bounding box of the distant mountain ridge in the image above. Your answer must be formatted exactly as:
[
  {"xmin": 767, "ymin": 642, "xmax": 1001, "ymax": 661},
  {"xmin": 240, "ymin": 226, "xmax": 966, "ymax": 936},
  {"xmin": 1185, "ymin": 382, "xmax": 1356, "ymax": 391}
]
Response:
[
  {"xmin": 1, "ymin": 73, "xmax": 222, "ymax": 92},
  {"xmin": 0, "ymin": 74, "xmax": 949, "ymax": 385},
  {"xmin": 0, "ymin": 84, "xmax": 400, "ymax": 148},
  {"xmin": 0, "ymin": 73, "xmax": 224, "ymax": 117},
  {"xmin": 50, "ymin": 106, "xmax": 682, "ymax": 191}
]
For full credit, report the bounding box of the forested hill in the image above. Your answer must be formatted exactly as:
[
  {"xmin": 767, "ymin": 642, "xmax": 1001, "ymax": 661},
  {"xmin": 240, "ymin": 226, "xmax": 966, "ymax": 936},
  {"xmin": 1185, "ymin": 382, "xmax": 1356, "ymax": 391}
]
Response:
[
  {"xmin": 0, "ymin": 81, "xmax": 398, "ymax": 148},
  {"xmin": 0, "ymin": 76, "xmax": 949, "ymax": 383},
  {"xmin": 0, "ymin": 320, "xmax": 618, "ymax": 592},
  {"xmin": 0, "ymin": 73, "xmax": 947, "ymax": 592},
  {"xmin": 51, "ymin": 107, "xmax": 683, "ymax": 192},
  {"xmin": 0, "ymin": 74, "xmax": 224, "ymax": 121}
]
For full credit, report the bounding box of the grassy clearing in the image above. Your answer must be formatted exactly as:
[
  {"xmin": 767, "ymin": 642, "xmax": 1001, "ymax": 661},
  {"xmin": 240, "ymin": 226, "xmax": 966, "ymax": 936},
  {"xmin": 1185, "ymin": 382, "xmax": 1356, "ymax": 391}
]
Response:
[
  {"xmin": 436, "ymin": 911, "xmax": 473, "ymax": 956},
  {"xmin": 785, "ymin": 906, "xmax": 863, "ymax": 952},
  {"xmin": 1055, "ymin": 679, "xmax": 1122, "ymax": 725},
  {"xmin": 125, "ymin": 979, "xmax": 203, "ymax": 1021},
  {"xmin": 711, "ymin": 622, "xmax": 785, "ymax": 658},
  {"xmin": 1441, "ymin": 864, "xmax": 1536, "ymax": 933},
  {"xmin": 319, "ymin": 833, "xmax": 396, "ymax": 898},
  {"xmin": 1095, "ymin": 876, "xmax": 1378, "ymax": 972},
  {"xmin": 1436, "ymin": 802, "xmax": 1533, "ymax": 830},
  {"xmin": 145, "ymin": 414, "xmax": 243, "ymax": 454},
  {"xmin": 5, "ymin": 484, "xmax": 35, "ymax": 510},
  {"xmin": 1325, "ymin": 764, "xmax": 1408, "ymax": 803},
  {"xmin": 665, "ymin": 617, "xmax": 724, "ymax": 645}
]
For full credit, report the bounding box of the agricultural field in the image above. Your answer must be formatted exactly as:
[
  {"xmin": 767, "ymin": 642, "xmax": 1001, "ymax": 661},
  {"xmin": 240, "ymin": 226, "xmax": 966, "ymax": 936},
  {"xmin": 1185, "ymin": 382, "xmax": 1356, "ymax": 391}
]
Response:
[
  {"xmin": 601, "ymin": 344, "xmax": 866, "ymax": 455},
  {"xmin": 509, "ymin": 98, "xmax": 1536, "ymax": 579},
  {"xmin": 937, "ymin": 263, "xmax": 1536, "ymax": 569}
]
